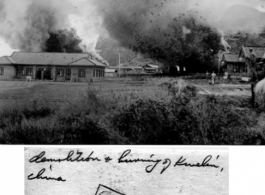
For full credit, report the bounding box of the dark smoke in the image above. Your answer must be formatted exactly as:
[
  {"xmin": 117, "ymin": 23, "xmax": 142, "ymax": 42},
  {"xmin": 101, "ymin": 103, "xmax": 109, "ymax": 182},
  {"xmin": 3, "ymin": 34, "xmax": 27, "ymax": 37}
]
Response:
[
  {"xmin": 96, "ymin": 0, "xmax": 222, "ymax": 71},
  {"xmin": 97, "ymin": 0, "xmax": 188, "ymax": 49},
  {"xmin": 0, "ymin": 0, "xmax": 102, "ymax": 56},
  {"xmin": 45, "ymin": 28, "xmax": 83, "ymax": 53},
  {"xmin": 0, "ymin": 0, "xmax": 70, "ymax": 52}
]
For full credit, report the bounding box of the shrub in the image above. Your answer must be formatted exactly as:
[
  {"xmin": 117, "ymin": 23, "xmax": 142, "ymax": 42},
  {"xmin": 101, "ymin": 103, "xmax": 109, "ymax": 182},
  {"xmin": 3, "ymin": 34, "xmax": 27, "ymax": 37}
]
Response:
[
  {"xmin": 113, "ymin": 99, "xmax": 177, "ymax": 144},
  {"xmin": 112, "ymin": 85, "xmax": 260, "ymax": 145},
  {"xmin": 57, "ymin": 114, "xmax": 110, "ymax": 144},
  {"xmin": 0, "ymin": 83, "xmax": 263, "ymax": 145},
  {"xmin": 174, "ymin": 95, "xmax": 256, "ymax": 144}
]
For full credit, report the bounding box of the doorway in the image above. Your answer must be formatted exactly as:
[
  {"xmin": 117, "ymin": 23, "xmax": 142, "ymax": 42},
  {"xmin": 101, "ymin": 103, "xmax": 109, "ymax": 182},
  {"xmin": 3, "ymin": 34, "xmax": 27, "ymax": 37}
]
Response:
[
  {"xmin": 36, "ymin": 68, "xmax": 52, "ymax": 80},
  {"xmin": 65, "ymin": 69, "xmax": 71, "ymax": 81}
]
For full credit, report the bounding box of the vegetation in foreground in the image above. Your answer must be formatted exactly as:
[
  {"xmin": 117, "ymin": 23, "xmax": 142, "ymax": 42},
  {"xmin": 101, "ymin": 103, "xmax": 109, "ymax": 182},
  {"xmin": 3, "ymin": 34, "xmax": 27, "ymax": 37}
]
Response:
[{"xmin": 0, "ymin": 82, "xmax": 264, "ymax": 145}]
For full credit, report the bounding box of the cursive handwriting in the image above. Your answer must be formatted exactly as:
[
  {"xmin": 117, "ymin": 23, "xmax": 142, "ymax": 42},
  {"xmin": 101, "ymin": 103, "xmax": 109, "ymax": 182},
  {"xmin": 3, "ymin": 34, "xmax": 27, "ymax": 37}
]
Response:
[
  {"xmin": 29, "ymin": 150, "xmax": 101, "ymax": 163},
  {"xmin": 28, "ymin": 168, "xmax": 66, "ymax": 182},
  {"xmin": 27, "ymin": 149, "xmax": 224, "ymax": 183},
  {"xmin": 118, "ymin": 149, "xmax": 221, "ymax": 174},
  {"xmin": 174, "ymin": 155, "xmax": 219, "ymax": 168},
  {"xmin": 118, "ymin": 149, "xmax": 171, "ymax": 174}
]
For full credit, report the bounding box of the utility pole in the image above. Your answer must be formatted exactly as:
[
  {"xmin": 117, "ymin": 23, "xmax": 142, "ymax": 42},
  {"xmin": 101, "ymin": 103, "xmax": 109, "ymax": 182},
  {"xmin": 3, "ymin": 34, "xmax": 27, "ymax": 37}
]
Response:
[{"xmin": 118, "ymin": 52, "xmax": 121, "ymax": 80}]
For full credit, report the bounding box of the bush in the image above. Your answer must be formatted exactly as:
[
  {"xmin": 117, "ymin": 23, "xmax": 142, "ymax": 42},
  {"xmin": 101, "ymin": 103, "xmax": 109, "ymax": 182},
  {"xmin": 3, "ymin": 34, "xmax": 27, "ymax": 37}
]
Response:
[
  {"xmin": 57, "ymin": 114, "xmax": 110, "ymax": 144},
  {"xmin": 172, "ymin": 95, "xmax": 257, "ymax": 144},
  {"xmin": 112, "ymin": 85, "xmax": 261, "ymax": 145},
  {"xmin": 0, "ymin": 83, "xmax": 264, "ymax": 145},
  {"xmin": 0, "ymin": 87, "xmax": 123, "ymax": 144},
  {"xmin": 113, "ymin": 99, "xmax": 177, "ymax": 144}
]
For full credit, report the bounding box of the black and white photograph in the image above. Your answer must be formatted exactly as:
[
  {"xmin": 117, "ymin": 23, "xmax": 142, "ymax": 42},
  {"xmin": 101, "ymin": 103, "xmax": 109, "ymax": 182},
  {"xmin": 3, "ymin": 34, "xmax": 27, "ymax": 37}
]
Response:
[
  {"xmin": 25, "ymin": 147, "xmax": 229, "ymax": 195},
  {"xmin": 1, "ymin": 1, "xmax": 265, "ymax": 194},
  {"xmin": 1, "ymin": 0, "xmax": 265, "ymax": 145}
]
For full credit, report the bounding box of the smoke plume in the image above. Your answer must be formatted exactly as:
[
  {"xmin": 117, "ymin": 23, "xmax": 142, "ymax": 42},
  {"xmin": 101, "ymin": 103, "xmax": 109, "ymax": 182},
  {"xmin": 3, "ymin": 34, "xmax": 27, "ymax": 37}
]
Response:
[
  {"xmin": 1, "ymin": 0, "xmax": 265, "ymax": 61},
  {"xmin": 95, "ymin": 0, "xmax": 265, "ymax": 47},
  {"xmin": 0, "ymin": 0, "xmax": 103, "ymax": 57}
]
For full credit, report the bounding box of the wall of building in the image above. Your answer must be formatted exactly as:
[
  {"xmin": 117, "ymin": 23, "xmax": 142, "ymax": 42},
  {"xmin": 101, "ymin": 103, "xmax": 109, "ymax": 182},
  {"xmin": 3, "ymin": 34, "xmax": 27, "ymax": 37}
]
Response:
[
  {"xmin": 93, "ymin": 68, "xmax": 105, "ymax": 81},
  {"xmin": 85, "ymin": 68, "xmax": 93, "ymax": 82},
  {"xmin": 71, "ymin": 68, "xmax": 78, "ymax": 82},
  {"xmin": 0, "ymin": 65, "xmax": 16, "ymax": 80},
  {"xmin": 223, "ymin": 63, "xmax": 247, "ymax": 75},
  {"xmin": 105, "ymin": 72, "xmax": 117, "ymax": 77},
  {"xmin": 56, "ymin": 66, "xmax": 105, "ymax": 82},
  {"xmin": 15, "ymin": 65, "xmax": 35, "ymax": 80},
  {"xmin": 0, "ymin": 65, "xmax": 105, "ymax": 82}
]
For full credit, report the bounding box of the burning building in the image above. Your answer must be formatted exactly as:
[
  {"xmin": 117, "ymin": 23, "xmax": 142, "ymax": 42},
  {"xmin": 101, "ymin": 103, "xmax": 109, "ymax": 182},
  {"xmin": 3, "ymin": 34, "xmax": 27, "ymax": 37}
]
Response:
[{"xmin": 0, "ymin": 52, "xmax": 106, "ymax": 82}]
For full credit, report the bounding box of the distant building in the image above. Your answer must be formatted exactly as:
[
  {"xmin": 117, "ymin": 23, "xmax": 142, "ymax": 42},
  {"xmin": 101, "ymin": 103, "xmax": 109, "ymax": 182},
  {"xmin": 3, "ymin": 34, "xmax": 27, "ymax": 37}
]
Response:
[
  {"xmin": 105, "ymin": 68, "xmax": 118, "ymax": 77},
  {"xmin": 142, "ymin": 64, "xmax": 159, "ymax": 73},
  {"xmin": 106, "ymin": 63, "xmax": 160, "ymax": 76},
  {"xmin": 220, "ymin": 53, "xmax": 245, "ymax": 74},
  {"xmin": 0, "ymin": 52, "xmax": 106, "ymax": 82},
  {"xmin": 239, "ymin": 46, "xmax": 265, "ymax": 76}
]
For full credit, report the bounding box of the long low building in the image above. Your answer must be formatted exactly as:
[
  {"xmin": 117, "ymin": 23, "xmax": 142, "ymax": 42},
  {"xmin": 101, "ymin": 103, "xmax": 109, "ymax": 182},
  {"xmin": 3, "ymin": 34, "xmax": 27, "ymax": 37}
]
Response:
[{"xmin": 0, "ymin": 52, "xmax": 106, "ymax": 82}]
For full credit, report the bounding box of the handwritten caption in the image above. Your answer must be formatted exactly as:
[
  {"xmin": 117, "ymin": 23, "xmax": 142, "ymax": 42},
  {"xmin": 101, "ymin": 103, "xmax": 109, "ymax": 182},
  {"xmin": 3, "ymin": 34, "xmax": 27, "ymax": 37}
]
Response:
[{"xmin": 27, "ymin": 149, "xmax": 224, "ymax": 182}]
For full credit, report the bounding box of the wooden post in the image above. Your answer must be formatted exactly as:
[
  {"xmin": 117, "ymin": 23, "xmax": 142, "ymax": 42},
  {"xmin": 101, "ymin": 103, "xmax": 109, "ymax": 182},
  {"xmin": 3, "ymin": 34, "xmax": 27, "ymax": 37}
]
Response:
[{"xmin": 251, "ymin": 82, "xmax": 256, "ymax": 107}]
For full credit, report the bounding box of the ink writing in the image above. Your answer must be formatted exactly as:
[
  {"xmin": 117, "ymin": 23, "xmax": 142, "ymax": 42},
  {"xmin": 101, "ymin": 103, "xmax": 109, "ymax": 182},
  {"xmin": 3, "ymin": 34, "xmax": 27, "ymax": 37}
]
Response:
[
  {"xmin": 29, "ymin": 150, "xmax": 101, "ymax": 163},
  {"xmin": 28, "ymin": 168, "xmax": 66, "ymax": 182},
  {"xmin": 27, "ymin": 149, "xmax": 224, "ymax": 182}
]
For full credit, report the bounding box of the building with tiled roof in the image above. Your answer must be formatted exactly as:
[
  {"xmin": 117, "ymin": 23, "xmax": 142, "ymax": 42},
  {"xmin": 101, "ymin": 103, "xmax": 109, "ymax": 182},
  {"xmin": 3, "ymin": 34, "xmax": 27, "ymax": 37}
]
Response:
[
  {"xmin": 239, "ymin": 46, "xmax": 265, "ymax": 59},
  {"xmin": 221, "ymin": 52, "xmax": 246, "ymax": 74},
  {"xmin": 0, "ymin": 52, "xmax": 106, "ymax": 82},
  {"xmin": 239, "ymin": 46, "xmax": 265, "ymax": 76}
]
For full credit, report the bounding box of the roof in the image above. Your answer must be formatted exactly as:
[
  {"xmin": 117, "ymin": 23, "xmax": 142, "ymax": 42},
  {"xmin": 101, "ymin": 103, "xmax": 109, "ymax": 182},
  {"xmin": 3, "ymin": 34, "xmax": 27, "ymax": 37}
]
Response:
[
  {"xmin": 89, "ymin": 59, "xmax": 106, "ymax": 66},
  {"xmin": 69, "ymin": 58, "xmax": 95, "ymax": 66},
  {"xmin": 0, "ymin": 56, "xmax": 17, "ymax": 64},
  {"xmin": 240, "ymin": 46, "xmax": 265, "ymax": 58},
  {"xmin": 120, "ymin": 66, "xmax": 142, "ymax": 70},
  {"xmin": 105, "ymin": 69, "xmax": 117, "ymax": 73},
  {"xmin": 69, "ymin": 57, "xmax": 106, "ymax": 67},
  {"xmin": 9, "ymin": 52, "xmax": 105, "ymax": 66},
  {"xmin": 107, "ymin": 66, "xmax": 142, "ymax": 69},
  {"xmin": 222, "ymin": 53, "xmax": 242, "ymax": 63},
  {"xmin": 107, "ymin": 66, "xmax": 119, "ymax": 69},
  {"xmin": 143, "ymin": 64, "xmax": 159, "ymax": 68}
]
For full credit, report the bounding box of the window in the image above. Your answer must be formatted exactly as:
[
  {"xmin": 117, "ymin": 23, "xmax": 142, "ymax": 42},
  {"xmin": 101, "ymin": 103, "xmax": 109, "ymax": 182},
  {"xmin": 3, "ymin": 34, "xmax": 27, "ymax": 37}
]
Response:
[
  {"xmin": 26, "ymin": 68, "xmax": 33, "ymax": 76},
  {"xmin": 17, "ymin": 67, "xmax": 25, "ymax": 75},
  {"xmin": 57, "ymin": 69, "xmax": 64, "ymax": 77},
  {"xmin": 66, "ymin": 69, "xmax": 71, "ymax": 77},
  {"xmin": 0, "ymin": 67, "xmax": 4, "ymax": 75},
  {"xmin": 93, "ymin": 69, "xmax": 96, "ymax": 77},
  {"xmin": 78, "ymin": 69, "xmax": 85, "ymax": 77}
]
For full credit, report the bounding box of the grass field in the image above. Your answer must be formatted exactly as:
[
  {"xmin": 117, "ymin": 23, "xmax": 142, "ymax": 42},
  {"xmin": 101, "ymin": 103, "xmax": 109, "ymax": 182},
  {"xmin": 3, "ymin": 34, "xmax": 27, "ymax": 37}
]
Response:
[
  {"xmin": 0, "ymin": 78, "xmax": 168, "ymax": 107},
  {"xmin": 0, "ymin": 77, "xmax": 251, "ymax": 106},
  {"xmin": 0, "ymin": 77, "xmax": 264, "ymax": 144}
]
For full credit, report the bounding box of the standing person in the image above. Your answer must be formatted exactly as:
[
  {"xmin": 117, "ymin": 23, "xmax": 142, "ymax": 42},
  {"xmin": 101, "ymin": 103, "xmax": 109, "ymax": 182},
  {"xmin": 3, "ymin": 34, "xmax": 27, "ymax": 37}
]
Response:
[
  {"xmin": 211, "ymin": 71, "xmax": 216, "ymax": 85},
  {"xmin": 247, "ymin": 48, "xmax": 258, "ymax": 107},
  {"xmin": 249, "ymin": 48, "xmax": 258, "ymax": 81},
  {"xmin": 206, "ymin": 71, "xmax": 209, "ymax": 81}
]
